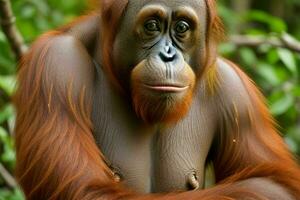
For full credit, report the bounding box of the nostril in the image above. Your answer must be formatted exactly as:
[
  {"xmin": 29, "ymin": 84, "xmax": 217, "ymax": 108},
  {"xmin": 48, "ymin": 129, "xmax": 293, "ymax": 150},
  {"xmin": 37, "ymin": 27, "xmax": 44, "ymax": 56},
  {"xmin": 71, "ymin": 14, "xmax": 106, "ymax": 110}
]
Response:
[
  {"xmin": 159, "ymin": 51, "xmax": 176, "ymax": 62},
  {"xmin": 164, "ymin": 46, "xmax": 171, "ymax": 54}
]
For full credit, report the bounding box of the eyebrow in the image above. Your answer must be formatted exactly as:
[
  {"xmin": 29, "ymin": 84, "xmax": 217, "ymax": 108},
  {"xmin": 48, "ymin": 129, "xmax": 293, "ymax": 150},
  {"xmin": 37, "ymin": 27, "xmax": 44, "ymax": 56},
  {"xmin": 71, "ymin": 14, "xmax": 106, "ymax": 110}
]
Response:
[
  {"xmin": 135, "ymin": 5, "xmax": 168, "ymax": 24},
  {"xmin": 173, "ymin": 7, "xmax": 199, "ymax": 25}
]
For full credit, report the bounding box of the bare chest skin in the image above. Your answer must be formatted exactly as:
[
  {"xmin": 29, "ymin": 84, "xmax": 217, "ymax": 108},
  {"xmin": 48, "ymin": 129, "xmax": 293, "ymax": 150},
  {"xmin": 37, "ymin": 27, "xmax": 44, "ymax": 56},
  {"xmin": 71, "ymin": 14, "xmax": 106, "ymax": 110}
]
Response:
[{"xmin": 92, "ymin": 67, "xmax": 216, "ymax": 193}]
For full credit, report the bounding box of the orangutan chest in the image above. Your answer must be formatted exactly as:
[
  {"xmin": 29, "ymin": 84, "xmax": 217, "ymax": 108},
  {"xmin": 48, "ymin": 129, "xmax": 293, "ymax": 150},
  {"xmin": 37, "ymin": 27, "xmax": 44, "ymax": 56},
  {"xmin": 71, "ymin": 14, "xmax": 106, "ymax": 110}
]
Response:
[
  {"xmin": 92, "ymin": 103, "xmax": 214, "ymax": 193},
  {"xmin": 95, "ymin": 127, "xmax": 212, "ymax": 193},
  {"xmin": 92, "ymin": 79, "xmax": 215, "ymax": 193}
]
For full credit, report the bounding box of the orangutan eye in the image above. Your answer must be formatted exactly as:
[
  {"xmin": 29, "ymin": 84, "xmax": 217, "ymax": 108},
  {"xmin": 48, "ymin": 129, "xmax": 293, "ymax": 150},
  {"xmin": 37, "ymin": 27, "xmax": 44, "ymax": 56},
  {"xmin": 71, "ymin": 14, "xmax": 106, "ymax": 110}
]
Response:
[
  {"xmin": 144, "ymin": 19, "xmax": 161, "ymax": 32},
  {"xmin": 175, "ymin": 20, "xmax": 190, "ymax": 34}
]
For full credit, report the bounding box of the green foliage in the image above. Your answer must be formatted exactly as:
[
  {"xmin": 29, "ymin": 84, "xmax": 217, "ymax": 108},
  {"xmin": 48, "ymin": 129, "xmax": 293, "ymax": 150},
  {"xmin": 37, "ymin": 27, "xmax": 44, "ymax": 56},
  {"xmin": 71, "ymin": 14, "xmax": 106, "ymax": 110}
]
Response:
[
  {"xmin": 219, "ymin": 0, "xmax": 300, "ymax": 156},
  {"xmin": 13, "ymin": 0, "xmax": 87, "ymax": 42},
  {"xmin": 0, "ymin": 188, "xmax": 23, "ymax": 200},
  {"xmin": 0, "ymin": 0, "xmax": 299, "ymax": 199}
]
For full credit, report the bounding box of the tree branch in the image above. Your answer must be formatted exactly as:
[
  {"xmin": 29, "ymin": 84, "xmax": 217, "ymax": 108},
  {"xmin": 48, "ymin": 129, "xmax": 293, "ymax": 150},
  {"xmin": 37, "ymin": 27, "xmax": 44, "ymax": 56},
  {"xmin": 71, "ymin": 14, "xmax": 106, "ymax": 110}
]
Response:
[
  {"xmin": 0, "ymin": 0, "xmax": 27, "ymax": 60},
  {"xmin": 0, "ymin": 163, "xmax": 17, "ymax": 189},
  {"xmin": 230, "ymin": 34, "xmax": 300, "ymax": 53}
]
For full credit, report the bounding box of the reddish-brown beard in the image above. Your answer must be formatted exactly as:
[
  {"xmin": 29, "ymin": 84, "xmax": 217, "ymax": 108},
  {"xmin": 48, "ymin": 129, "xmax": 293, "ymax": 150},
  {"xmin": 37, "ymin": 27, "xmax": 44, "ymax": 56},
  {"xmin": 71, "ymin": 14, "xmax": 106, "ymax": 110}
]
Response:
[
  {"xmin": 131, "ymin": 86, "xmax": 194, "ymax": 124},
  {"xmin": 131, "ymin": 61, "xmax": 196, "ymax": 124}
]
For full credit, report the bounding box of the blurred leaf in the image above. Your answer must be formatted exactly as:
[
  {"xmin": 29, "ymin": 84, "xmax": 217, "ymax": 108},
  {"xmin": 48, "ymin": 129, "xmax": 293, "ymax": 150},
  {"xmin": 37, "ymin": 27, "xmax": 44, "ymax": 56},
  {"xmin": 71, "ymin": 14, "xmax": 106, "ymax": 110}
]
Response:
[
  {"xmin": 219, "ymin": 43, "xmax": 237, "ymax": 55},
  {"xmin": 270, "ymin": 94, "xmax": 294, "ymax": 116},
  {"xmin": 0, "ymin": 127, "xmax": 8, "ymax": 141},
  {"xmin": 0, "ymin": 105, "xmax": 14, "ymax": 124},
  {"xmin": 266, "ymin": 49, "xmax": 280, "ymax": 64},
  {"xmin": 292, "ymin": 86, "xmax": 300, "ymax": 97},
  {"xmin": 277, "ymin": 48, "xmax": 298, "ymax": 75},
  {"xmin": 7, "ymin": 188, "xmax": 24, "ymax": 200},
  {"xmin": 239, "ymin": 47, "xmax": 257, "ymax": 66},
  {"xmin": 285, "ymin": 137, "xmax": 299, "ymax": 153},
  {"xmin": 257, "ymin": 62, "xmax": 281, "ymax": 86},
  {"xmin": 0, "ymin": 188, "xmax": 24, "ymax": 200},
  {"xmin": 0, "ymin": 76, "xmax": 16, "ymax": 97},
  {"xmin": 0, "ymin": 126, "xmax": 15, "ymax": 167},
  {"xmin": 20, "ymin": 5, "xmax": 36, "ymax": 18},
  {"xmin": 246, "ymin": 10, "xmax": 287, "ymax": 33}
]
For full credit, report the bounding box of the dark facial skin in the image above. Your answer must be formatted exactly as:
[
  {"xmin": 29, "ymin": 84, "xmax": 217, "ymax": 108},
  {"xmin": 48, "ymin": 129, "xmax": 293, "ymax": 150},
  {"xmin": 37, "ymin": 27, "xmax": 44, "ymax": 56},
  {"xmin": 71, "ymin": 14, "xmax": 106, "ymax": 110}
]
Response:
[{"xmin": 113, "ymin": 0, "xmax": 207, "ymax": 123}]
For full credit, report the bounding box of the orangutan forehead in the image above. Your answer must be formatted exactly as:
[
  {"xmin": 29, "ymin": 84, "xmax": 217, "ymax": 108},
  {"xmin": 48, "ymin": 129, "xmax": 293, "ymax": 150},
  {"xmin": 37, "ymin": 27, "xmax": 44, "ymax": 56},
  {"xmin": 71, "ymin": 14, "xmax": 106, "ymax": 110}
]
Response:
[
  {"xmin": 127, "ymin": 0, "xmax": 207, "ymax": 14},
  {"xmin": 119, "ymin": 0, "xmax": 208, "ymax": 36}
]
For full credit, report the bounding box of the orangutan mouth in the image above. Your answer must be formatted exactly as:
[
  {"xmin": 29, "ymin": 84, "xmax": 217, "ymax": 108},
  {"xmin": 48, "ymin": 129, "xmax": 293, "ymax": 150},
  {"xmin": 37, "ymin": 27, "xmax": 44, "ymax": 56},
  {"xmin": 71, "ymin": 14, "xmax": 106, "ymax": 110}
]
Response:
[{"xmin": 144, "ymin": 84, "xmax": 189, "ymax": 93}]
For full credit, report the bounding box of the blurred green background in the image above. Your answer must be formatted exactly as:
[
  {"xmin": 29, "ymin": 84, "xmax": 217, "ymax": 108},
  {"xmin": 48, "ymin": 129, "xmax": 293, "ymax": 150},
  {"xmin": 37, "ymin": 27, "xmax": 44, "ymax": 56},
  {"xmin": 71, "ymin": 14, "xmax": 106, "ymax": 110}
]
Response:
[{"xmin": 0, "ymin": 0, "xmax": 299, "ymax": 199}]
